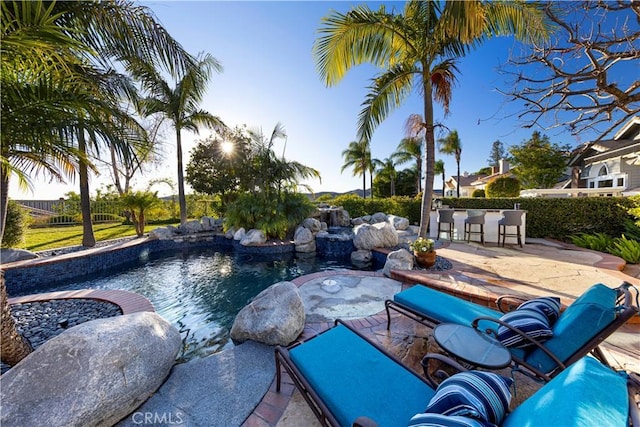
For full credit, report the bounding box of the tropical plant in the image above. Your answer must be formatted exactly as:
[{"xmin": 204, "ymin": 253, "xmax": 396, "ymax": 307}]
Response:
[
  {"xmin": 434, "ymin": 159, "xmax": 446, "ymax": 197},
  {"xmin": 0, "ymin": 271, "xmax": 33, "ymax": 366},
  {"xmin": 120, "ymin": 191, "xmax": 162, "ymax": 237},
  {"xmin": 341, "ymin": 140, "xmax": 371, "ymax": 198},
  {"xmin": 373, "ymin": 157, "xmax": 398, "ymax": 196},
  {"xmin": 1, "ymin": 200, "xmax": 32, "ymax": 248},
  {"xmin": 608, "ymin": 235, "xmax": 640, "ymax": 264},
  {"xmin": 486, "ymin": 176, "xmax": 521, "ymax": 198},
  {"xmin": 438, "ymin": 130, "xmax": 463, "ymax": 197},
  {"xmin": 570, "ymin": 232, "xmax": 614, "ymax": 253},
  {"xmin": 136, "ymin": 52, "xmax": 226, "ymax": 225},
  {"xmin": 393, "ymin": 134, "xmax": 424, "ymax": 194},
  {"xmin": 314, "ymin": 0, "xmax": 550, "ymax": 236},
  {"xmin": 409, "ymin": 236, "xmax": 435, "ymax": 254}
]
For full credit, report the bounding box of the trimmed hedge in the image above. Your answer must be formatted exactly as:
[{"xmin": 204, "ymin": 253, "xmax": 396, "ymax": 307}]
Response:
[{"xmin": 324, "ymin": 195, "xmax": 634, "ymax": 241}]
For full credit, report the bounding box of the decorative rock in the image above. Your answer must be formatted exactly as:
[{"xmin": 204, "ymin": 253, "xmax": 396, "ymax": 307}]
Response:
[
  {"xmin": 351, "ymin": 217, "xmax": 365, "ymax": 226},
  {"xmin": 320, "ymin": 222, "xmax": 328, "ymax": 231},
  {"xmin": 180, "ymin": 220, "xmax": 203, "ymax": 234},
  {"xmin": 240, "ymin": 229, "xmax": 266, "ymax": 246},
  {"xmin": 225, "ymin": 227, "xmax": 236, "ymax": 239},
  {"xmin": 351, "ymin": 249, "xmax": 372, "ymax": 264},
  {"xmin": 362, "ymin": 215, "xmax": 372, "ymax": 223},
  {"xmin": 0, "ymin": 249, "xmax": 39, "ymax": 263},
  {"xmin": 336, "ymin": 209, "xmax": 351, "ymax": 227},
  {"xmin": 302, "ymin": 218, "xmax": 321, "ymax": 233},
  {"xmin": 148, "ymin": 227, "xmax": 173, "ymax": 240},
  {"xmin": 201, "ymin": 216, "xmax": 215, "ymax": 231},
  {"xmin": 382, "ymin": 248, "xmax": 414, "ymax": 277},
  {"xmin": 230, "ymin": 281, "xmax": 305, "ymax": 346},
  {"xmin": 371, "ymin": 212, "xmax": 388, "ymax": 223},
  {"xmin": 0, "ymin": 312, "xmax": 180, "ymax": 427},
  {"xmin": 296, "ymin": 241, "xmax": 316, "ymax": 253},
  {"xmin": 233, "ymin": 227, "xmax": 246, "ymax": 241},
  {"xmin": 294, "ymin": 227, "xmax": 316, "ymax": 253},
  {"xmin": 388, "ymin": 215, "xmax": 410, "ymax": 231},
  {"xmin": 353, "ymin": 222, "xmax": 399, "ymax": 250}
]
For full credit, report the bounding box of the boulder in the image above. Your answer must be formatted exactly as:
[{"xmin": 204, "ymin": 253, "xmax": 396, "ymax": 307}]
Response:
[
  {"xmin": 371, "ymin": 212, "xmax": 388, "ymax": 223},
  {"xmin": 179, "ymin": 220, "xmax": 202, "ymax": 234},
  {"xmin": 351, "ymin": 217, "xmax": 365, "ymax": 226},
  {"xmin": 382, "ymin": 248, "xmax": 414, "ymax": 277},
  {"xmin": 0, "ymin": 312, "xmax": 180, "ymax": 427},
  {"xmin": 295, "ymin": 241, "xmax": 316, "ymax": 253},
  {"xmin": 302, "ymin": 218, "xmax": 321, "ymax": 233},
  {"xmin": 351, "ymin": 249, "xmax": 372, "ymax": 264},
  {"xmin": 148, "ymin": 227, "xmax": 174, "ymax": 240},
  {"xmin": 233, "ymin": 227, "xmax": 246, "ymax": 241},
  {"xmin": 388, "ymin": 215, "xmax": 410, "ymax": 231},
  {"xmin": 336, "ymin": 209, "xmax": 351, "ymax": 227},
  {"xmin": 353, "ymin": 222, "xmax": 399, "ymax": 250},
  {"xmin": 230, "ymin": 281, "xmax": 305, "ymax": 346},
  {"xmin": 294, "ymin": 226, "xmax": 314, "ymax": 245},
  {"xmin": 320, "ymin": 222, "xmax": 328, "ymax": 231},
  {"xmin": 240, "ymin": 229, "xmax": 266, "ymax": 246},
  {"xmin": 200, "ymin": 216, "xmax": 215, "ymax": 231},
  {"xmin": 0, "ymin": 249, "xmax": 38, "ymax": 263}
]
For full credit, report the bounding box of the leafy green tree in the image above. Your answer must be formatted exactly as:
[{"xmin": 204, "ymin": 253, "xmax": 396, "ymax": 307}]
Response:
[
  {"xmin": 392, "ymin": 134, "xmax": 424, "ymax": 194},
  {"xmin": 341, "ymin": 140, "xmax": 371, "ymax": 198},
  {"xmin": 1, "ymin": 200, "xmax": 32, "ymax": 248},
  {"xmin": 395, "ymin": 168, "xmax": 420, "ymax": 197},
  {"xmin": 487, "ymin": 140, "xmax": 505, "ymax": 168},
  {"xmin": 508, "ymin": 131, "xmax": 571, "ymax": 189},
  {"xmin": 314, "ymin": 1, "xmax": 550, "ymax": 236},
  {"xmin": 438, "ymin": 130, "xmax": 462, "ymax": 197},
  {"xmin": 136, "ymin": 53, "xmax": 226, "ymax": 225},
  {"xmin": 372, "ymin": 157, "xmax": 398, "ymax": 197},
  {"xmin": 434, "ymin": 159, "xmax": 446, "ymax": 197},
  {"xmin": 486, "ymin": 176, "xmax": 520, "ymax": 197}
]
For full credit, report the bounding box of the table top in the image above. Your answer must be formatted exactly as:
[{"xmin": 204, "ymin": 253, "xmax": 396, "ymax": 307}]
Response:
[{"xmin": 433, "ymin": 323, "xmax": 512, "ymax": 369}]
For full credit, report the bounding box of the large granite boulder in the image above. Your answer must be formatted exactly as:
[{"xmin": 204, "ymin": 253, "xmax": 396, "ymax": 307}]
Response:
[
  {"xmin": 351, "ymin": 249, "xmax": 372, "ymax": 264},
  {"xmin": 0, "ymin": 249, "xmax": 38, "ymax": 263},
  {"xmin": 179, "ymin": 220, "xmax": 203, "ymax": 234},
  {"xmin": 294, "ymin": 227, "xmax": 316, "ymax": 253},
  {"xmin": 382, "ymin": 248, "xmax": 414, "ymax": 277},
  {"xmin": 302, "ymin": 218, "xmax": 321, "ymax": 233},
  {"xmin": 353, "ymin": 222, "xmax": 398, "ymax": 250},
  {"xmin": 0, "ymin": 312, "xmax": 181, "ymax": 427},
  {"xmin": 230, "ymin": 281, "xmax": 305, "ymax": 346},
  {"xmin": 388, "ymin": 215, "xmax": 410, "ymax": 231},
  {"xmin": 240, "ymin": 229, "xmax": 266, "ymax": 246},
  {"xmin": 148, "ymin": 227, "xmax": 174, "ymax": 240},
  {"xmin": 233, "ymin": 227, "xmax": 246, "ymax": 241},
  {"xmin": 371, "ymin": 212, "xmax": 388, "ymax": 224}
]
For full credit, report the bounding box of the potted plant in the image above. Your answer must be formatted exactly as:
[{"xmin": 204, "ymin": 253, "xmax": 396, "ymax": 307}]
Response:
[{"xmin": 409, "ymin": 237, "xmax": 437, "ymax": 268}]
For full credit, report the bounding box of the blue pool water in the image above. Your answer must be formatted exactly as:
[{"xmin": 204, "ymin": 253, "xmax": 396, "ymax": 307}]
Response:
[{"xmin": 35, "ymin": 248, "xmax": 373, "ymax": 361}]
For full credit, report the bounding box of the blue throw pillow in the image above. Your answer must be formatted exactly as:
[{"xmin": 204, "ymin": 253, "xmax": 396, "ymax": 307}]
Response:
[
  {"xmin": 517, "ymin": 296, "xmax": 561, "ymax": 324},
  {"xmin": 408, "ymin": 413, "xmax": 486, "ymax": 427},
  {"xmin": 497, "ymin": 307, "xmax": 553, "ymax": 349},
  {"xmin": 424, "ymin": 371, "xmax": 513, "ymax": 426}
]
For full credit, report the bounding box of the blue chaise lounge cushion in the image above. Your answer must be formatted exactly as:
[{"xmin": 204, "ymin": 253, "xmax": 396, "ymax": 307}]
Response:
[{"xmin": 289, "ymin": 324, "xmax": 434, "ymax": 427}]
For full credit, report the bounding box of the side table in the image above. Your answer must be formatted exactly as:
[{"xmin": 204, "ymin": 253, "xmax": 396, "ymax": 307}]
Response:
[{"xmin": 432, "ymin": 323, "xmax": 512, "ymax": 370}]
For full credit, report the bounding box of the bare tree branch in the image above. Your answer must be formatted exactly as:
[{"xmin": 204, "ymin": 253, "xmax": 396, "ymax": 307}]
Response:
[{"xmin": 498, "ymin": 0, "xmax": 640, "ymax": 140}]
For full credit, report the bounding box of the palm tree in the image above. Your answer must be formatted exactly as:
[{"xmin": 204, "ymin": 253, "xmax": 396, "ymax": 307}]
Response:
[
  {"xmin": 373, "ymin": 157, "xmax": 398, "ymax": 196},
  {"xmin": 392, "ymin": 135, "xmax": 424, "ymax": 194},
  {"xmin": 120, "ymin": 190, "xmax": 161, "ymax": 237},
  {"xmin": 341, "ymin": 140, "xmax": 371, "ymax": 198},
  {"xmin": 438, "ymin": 130, "xmax": 462, "ymax": 197},
  {"xmin": 434, "ymin": 159, "xmax": 446, "ymax": 197},
  {"xmin": 314, "ymin": 1, "xmax": 550, "ymax": 236},
  {"xmin": 136, "ymin": 53, "xmax": 226, "ymax": 225}
]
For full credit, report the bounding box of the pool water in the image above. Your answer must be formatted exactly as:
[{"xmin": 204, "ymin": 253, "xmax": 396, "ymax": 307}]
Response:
[{"xmin": 38, "ymin": 248, "xmax": 373, "ymax": 361}]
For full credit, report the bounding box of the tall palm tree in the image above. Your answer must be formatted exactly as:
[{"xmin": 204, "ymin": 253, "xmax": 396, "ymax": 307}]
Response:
[
  {"xmin": 314, "ymin": 1, "xmax": 550, "ymax": 236},
  {"xmin": 341, "ymin": 140, "xmax": 371, "ymax": 198},
  {"xmin": 373, "ymin": 157, "xmax": 398, "ymax": 196},
  {"xmin": 392, "ymin": 134, "xmax": 424, "ymax": 194},
  {"xmin": 136, "ymin": 53, "xmax": 226, "ymax": 225},
  {"xmin": 434, "ymin": 159, "xmax": 446, "ymax": 197},
  {"xmin": 438, "ymin": 129, "xmax": 462, "ymax": 197}
]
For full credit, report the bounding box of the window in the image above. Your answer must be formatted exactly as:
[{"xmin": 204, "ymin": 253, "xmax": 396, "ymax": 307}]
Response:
[
  {"xmin": 598, "ymin": 179, "xmax": 613, "ymax": 188},
  {"xmin": 589, "ymin": 182, "xmax": 595, "ymax": 188},
  {"xmin": 598, "ymin": 165, "xmax": 608, "ymax": 176},
  {"xmin": 617, "ymin": 178, "xmax": 624, "ymax": 187}
]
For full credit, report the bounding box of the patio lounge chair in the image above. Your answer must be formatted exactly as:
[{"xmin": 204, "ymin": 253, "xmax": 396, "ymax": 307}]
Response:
[
  {"xmin": 274, "ymin": 320, "xmax": 638, "ymax": 427},
  {"xmin": 385, "ymin": 282, "xmax": 639, "ymax": 381}
]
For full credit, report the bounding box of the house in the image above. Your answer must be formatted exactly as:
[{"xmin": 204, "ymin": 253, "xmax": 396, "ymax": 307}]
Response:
[
  {"xmin": 444, "ymin": 172, "xmax": 487, "ymax": 197},
  {"xmin": 567, "ymin": 116, "xmax": 640, "ymax": 196},
  {"xmin": 468, "ymin": 159, "xmax": 513, "ymax": 192}
]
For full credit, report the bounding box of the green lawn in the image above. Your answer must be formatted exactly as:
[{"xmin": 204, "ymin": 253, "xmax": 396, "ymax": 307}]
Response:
[{"xmin": 23, "ymin": 223, "xmax": 178, "ymax": 252}]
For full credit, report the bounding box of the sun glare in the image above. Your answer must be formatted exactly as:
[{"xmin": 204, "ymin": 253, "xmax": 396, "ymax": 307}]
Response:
[{"xmin": 221, "ymin": 141, "xmax": 234, "ymax": 155}]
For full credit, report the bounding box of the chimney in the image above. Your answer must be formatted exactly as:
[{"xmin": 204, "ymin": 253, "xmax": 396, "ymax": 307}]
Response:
[
  {"xmin": 463, "ymin": 171, "xmax": 469, "ymax": 177},
  {"xmin": 491, "ymin": 166, "xmax": 498, "ymax": 175},
  {"xmin": 499, "ymin": 159, "xmax": 509, "ymax": 174}
]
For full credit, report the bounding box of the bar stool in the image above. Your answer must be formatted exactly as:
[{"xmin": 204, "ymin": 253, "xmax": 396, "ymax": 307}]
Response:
[
  {"xmin": 436, "ymin": 209, "xmax": 455, "ymax": 240},
  {"xmin": 464, "ymin": 209, "xmax": 486, "ymax": 245},
  {"xmin": 498, "ymin": 210, "xmax": 524, "ymax": 247}
]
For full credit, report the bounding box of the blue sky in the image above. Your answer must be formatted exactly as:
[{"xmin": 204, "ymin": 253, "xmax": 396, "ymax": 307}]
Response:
[{"xmin": 11, "ymin": 1, "xmax": 616, "ymax": 200}]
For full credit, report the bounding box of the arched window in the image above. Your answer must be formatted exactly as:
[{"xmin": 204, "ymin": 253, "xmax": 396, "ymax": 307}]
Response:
[{"xmin": 598, "ymin": 165, "xmax": 608, "ymax": 176}]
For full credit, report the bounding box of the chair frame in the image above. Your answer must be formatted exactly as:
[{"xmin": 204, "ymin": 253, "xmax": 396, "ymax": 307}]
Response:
[
  {"xmin": 436, "ymin": 209, "xmax": 455, "ymax": 241},
  {"xmin": 464, "ymin": 210, "xmax": 486, "ymax": 245},
  {"xmin": 498, "ymin": 210, "xmax": 524, "ymax": 247},
  {"xmin": 385, "ymin": 282, "xmax": 639, "ymax": 382}
]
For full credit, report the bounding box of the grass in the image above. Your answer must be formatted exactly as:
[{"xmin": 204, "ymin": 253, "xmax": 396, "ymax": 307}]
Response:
[{"xmin": 22, "ymin": 222, "xmax": 178, "ymax": 252}]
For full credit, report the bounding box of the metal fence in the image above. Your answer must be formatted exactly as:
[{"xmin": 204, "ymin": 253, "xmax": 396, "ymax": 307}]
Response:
[{"xmin": 16, "ymin": 200, "xmax": 124, "ymax": 225}]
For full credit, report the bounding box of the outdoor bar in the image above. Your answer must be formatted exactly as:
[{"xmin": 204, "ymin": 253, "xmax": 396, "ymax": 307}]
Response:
[{"xmin": 428, "ymin": 209, "xmax": 527, "ymax": 245}]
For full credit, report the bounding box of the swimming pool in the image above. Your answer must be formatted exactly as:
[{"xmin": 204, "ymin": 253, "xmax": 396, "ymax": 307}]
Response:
[{"xmin": 25, "ymin": 248, "xmax": 373, "ymax": 361}]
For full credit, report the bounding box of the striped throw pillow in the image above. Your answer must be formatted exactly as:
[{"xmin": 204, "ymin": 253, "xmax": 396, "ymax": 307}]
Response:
[
  {"xmin": 517, "ymin": 296, "xmax": 561, "ymax": 324},
  {"xmin": 496, "ymin": 307, "xmax": 553, "ymax": 349},
  {"xmin": 408, "ymin": 413, "xmax": 486, "ymax": 427}
]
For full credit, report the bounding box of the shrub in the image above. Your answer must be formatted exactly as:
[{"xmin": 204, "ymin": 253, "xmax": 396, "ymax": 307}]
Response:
[
  {"xmin": 608, "ymin": 235, "xmax": 640, "ymax": 264},
  {"xmin": 471, "ymin": 189, "xmax": 486, "ymax": 198},
  {"xmin": 570, "ymin": 232, "xmax": 614, "ymax": 252},
  {"xmin": 2, "ymin": 200, "xmax": 32, "ymax": 248},
  {"xmin": 486, "ymin": 177, "xmax": 520, "ymax": 198}
]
